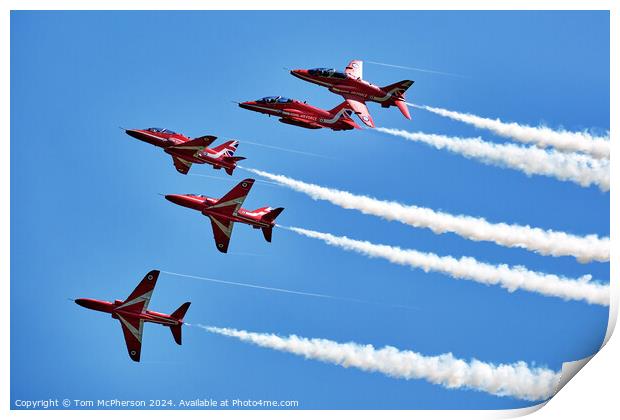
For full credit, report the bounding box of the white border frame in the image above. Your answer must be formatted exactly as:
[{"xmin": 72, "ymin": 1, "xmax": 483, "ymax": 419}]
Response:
[{"xmin": 2, "ymin": 1, "xmax": 616, "ymax": 419}]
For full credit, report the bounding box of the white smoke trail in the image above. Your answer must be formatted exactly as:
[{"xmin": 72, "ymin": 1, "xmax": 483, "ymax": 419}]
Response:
[
  {"xmin": 286, "ymin": 227, "xmax": 608, "ymax": 306},
  {"xmin": 375, "ymin": 128, "xmax": 609, "ymax": 191},
  {"xmin": 243, "ymin": 167, "xmax": 610, "ymax": 263},
  {"xmin": 410, "ymin": 103, "xmax": 610, "ymax": 159},
  {"xmin": 199, "ymin": 325, "xmax": 561, "ymax": 401}
]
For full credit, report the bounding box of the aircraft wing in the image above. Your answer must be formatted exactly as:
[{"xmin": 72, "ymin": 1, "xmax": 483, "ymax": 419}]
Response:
[
  {"xmin": 117, "ymin": 314, "xmax": 144, "ymax": 362},
  {"xmin": 116, "ymin": 270, "xmax": 159, "ymax": 314},
  {"xmin": 345, "ymin": 60, "xmax": 363, "ymax": 79},
  {"xmin": 172, "ymin": 156, "xmax": 192, "ymax": 174},
  {"xmin": 191, "ymin": 135, "xmax": 218, "ymax": 147},
  {"xmin": 206, "ymin": 178, "xmax": 254, "ymax": 217},
  {"xmin": 208, "ymin": 214, "xmax": 235, "ymax": 253},
  {"xmin": 342, "ymin": 95, "xmax": 375, "ymax": 128},
  {"xmin": 166, "ymin": 136, "xmax": 217, "ymax": 156}
]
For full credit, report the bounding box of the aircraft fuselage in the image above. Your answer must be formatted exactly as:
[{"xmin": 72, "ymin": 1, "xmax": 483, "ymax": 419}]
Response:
[
  {"xmin": 164, "ymin": 194, "xmax": 273, "ymax": 229},
  {"xmin": 239, "ymin": 99, "xmax": 358, "ymax": 131},
  {"xmin": 290, "ymin": 70, "xmax": 399, "ymax": 105},
  {"xmin": 75, "ymin": 298, "xmax": 180, "ymax": 326},
  {"xmin": 125, "ymin": 129, "xmax": 238, "ymax": 172}
]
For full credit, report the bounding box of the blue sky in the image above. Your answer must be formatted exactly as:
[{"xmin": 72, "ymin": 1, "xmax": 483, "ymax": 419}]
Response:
[{"xmin": 11, "ymin": 11, "xmax": 609, "ymax": 410}]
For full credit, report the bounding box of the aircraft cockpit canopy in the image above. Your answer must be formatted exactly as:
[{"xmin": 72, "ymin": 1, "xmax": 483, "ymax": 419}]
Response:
[
  {"xmin": 257, "ymin": 96, "xmax": 293, "ymax": 104},
  {"xmin": 307, "ymin": 68, "xmax": 347, "ymax": 79},
  {"xmin": 146, "ymin": 127, "xmax": 178, "ymax": 134}
]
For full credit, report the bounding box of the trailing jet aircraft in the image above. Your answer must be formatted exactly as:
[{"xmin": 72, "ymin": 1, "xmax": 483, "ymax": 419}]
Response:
[
  {"xmin": 75, "ymin": 270, "xmax": 190, "ymax": 362},
  {"xmin": 239, "ymin": 96, "xmax": 360, "ymax": 131},
  {"xmin": 290, "ymin": 59, "xmax": 414, "ymax": 128},
  {"xmin": 125, "ymin": 127, "xmax": 245, "ymax": 175},
  {"xmin": 165, "ymin": 178, "xmax": 284, "ymax": 253}
]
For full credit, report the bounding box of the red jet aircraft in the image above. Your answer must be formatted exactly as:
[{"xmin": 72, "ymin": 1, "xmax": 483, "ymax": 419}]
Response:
[
  {"xmin": 239, "ymin": 96, "xmax": 360, "ymax": 131},
  {"xmin": 165, "ymin": 178, "xmax": 284, "ymax": 253},
  {"xmin": 75, "ymin": 270, "xmax": 190, "ymax": 362},
  {"xmin": 290, "ymin": 59, "xmax": 414, "ymax": 128},
  {"xmin": 125, "ymin": 127, "xmax": 245, "ymax": 175}
]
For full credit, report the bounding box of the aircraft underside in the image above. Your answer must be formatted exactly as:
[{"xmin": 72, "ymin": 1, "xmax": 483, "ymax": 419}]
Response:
[{"xmin": 279, "ymin": 118, "xmax": 322, "ymax": 129}]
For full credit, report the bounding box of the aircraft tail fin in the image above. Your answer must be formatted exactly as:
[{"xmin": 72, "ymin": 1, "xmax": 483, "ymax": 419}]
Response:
[
  {"xmin": 169, "ymin": 302, "xmax": 191, "ymax": 345},
  {"xmin": 262, "ymin": 207, "xmax": 284, "ymax": 223},
  {"xmin": 254, "ymin": 207, "xmax": 284, "ymax": 242},
  {"xmin": 381, "ymin": 80, "xmax": 414, "ymax": 99},
  {"xmin": 395, "ymin": 100, "xmax": 412, "ymax": 120},
  {"xmin": 171, "ymin": 302, "xmax": 191, "ymax": 321},
  {"xmin": 222, "ymin": 156, "xmax": 246, "ymax": 175},
  {"xmin": 261, "ymin": 226, "xmax": 273, "ymax": 243},
  {"xmin": 381, "ymin": 80, "xmax": 414, "ymax": 120},
  {"xmin": 170, "ymin": 325, "xmax": 183, "ymax": 345},
  {"xmin": 212, "ymin": 140, "xmax": 239, "ymax": 157}
]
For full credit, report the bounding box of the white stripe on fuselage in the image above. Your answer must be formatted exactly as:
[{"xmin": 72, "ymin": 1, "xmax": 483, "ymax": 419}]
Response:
[
  {"xmin": 171, "ymin": 145, "xmax": 204, "ymax": 151},
  {"xmin": 243, "ymin": 103, "xmax": 347, "ymax": 126},
  {"xmin": 295, "ymin": 72, "xmax": 405, "ymax": 103},
  {"xmin": 331, "ymin": 85, "xmax": 403, "ymax": 103},
  {"xmin": 208, "ymin": 211, "xmax": 271, "ymax": 228},
  {"xmin": 241, "ymin": 208, "xmax": 271, "ymax": 217},
  {"xmin": 171, "ymin": 144, "xmax": 229, "ymax": 160},
  {"xmin": 203, "ymin": 149, "xmax": 228, "ymax": 159},
  {"xmin": 320, "ymin": 108, "xmax": 350, "ymax": 124},
  {"xmin": 145, "ymin": 313, "xmax": 176, "ymax": 323}
]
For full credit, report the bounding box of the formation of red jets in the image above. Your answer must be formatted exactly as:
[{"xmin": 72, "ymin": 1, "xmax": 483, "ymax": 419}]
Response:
[
  {"xmin": 240, "ymin": 59, "xmax": 413, "ymax": 129},
  {"xmin": 77, "ymin": 59, "xmax": 414, "ymax": 361}
]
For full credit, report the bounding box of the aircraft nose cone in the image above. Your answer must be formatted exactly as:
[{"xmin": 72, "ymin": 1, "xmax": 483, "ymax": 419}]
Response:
[
  {"xmin": 238, "ymin": 102, "xmax": 253, "ymax": 110},
  {"xmin": 124, "ymin": 129, "xmax": 141, "ymax": 140},
  {"xmin": 74, "ymin": 298, "xmax": 88, "ymax": 308},
  {"xmin": 165, "ymin": 194, "xmax": 185, "ymax": 206},
  {"xmin": 165, "ymin": 194, "xmax": 204, "ymax": 210}
]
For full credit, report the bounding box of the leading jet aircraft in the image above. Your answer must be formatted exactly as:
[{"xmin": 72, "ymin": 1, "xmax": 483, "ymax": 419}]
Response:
[
  {"xmin": 290, "ymin": 59, "xmax": 414, "ymax": 128},
  {"xmin": 239, "ymin": 96, "xmax": 360, "ymax": 131},
  {"xmin": 125, "ymin": 127, "xmax": 245, "ymax": 175},
  {"xmin": 165, "ymin": 179, "xmax": 284, "ymax": 253},
  {"xmin": 75, "ymin": 270, "xmax": 191, "ymax": 362}
]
